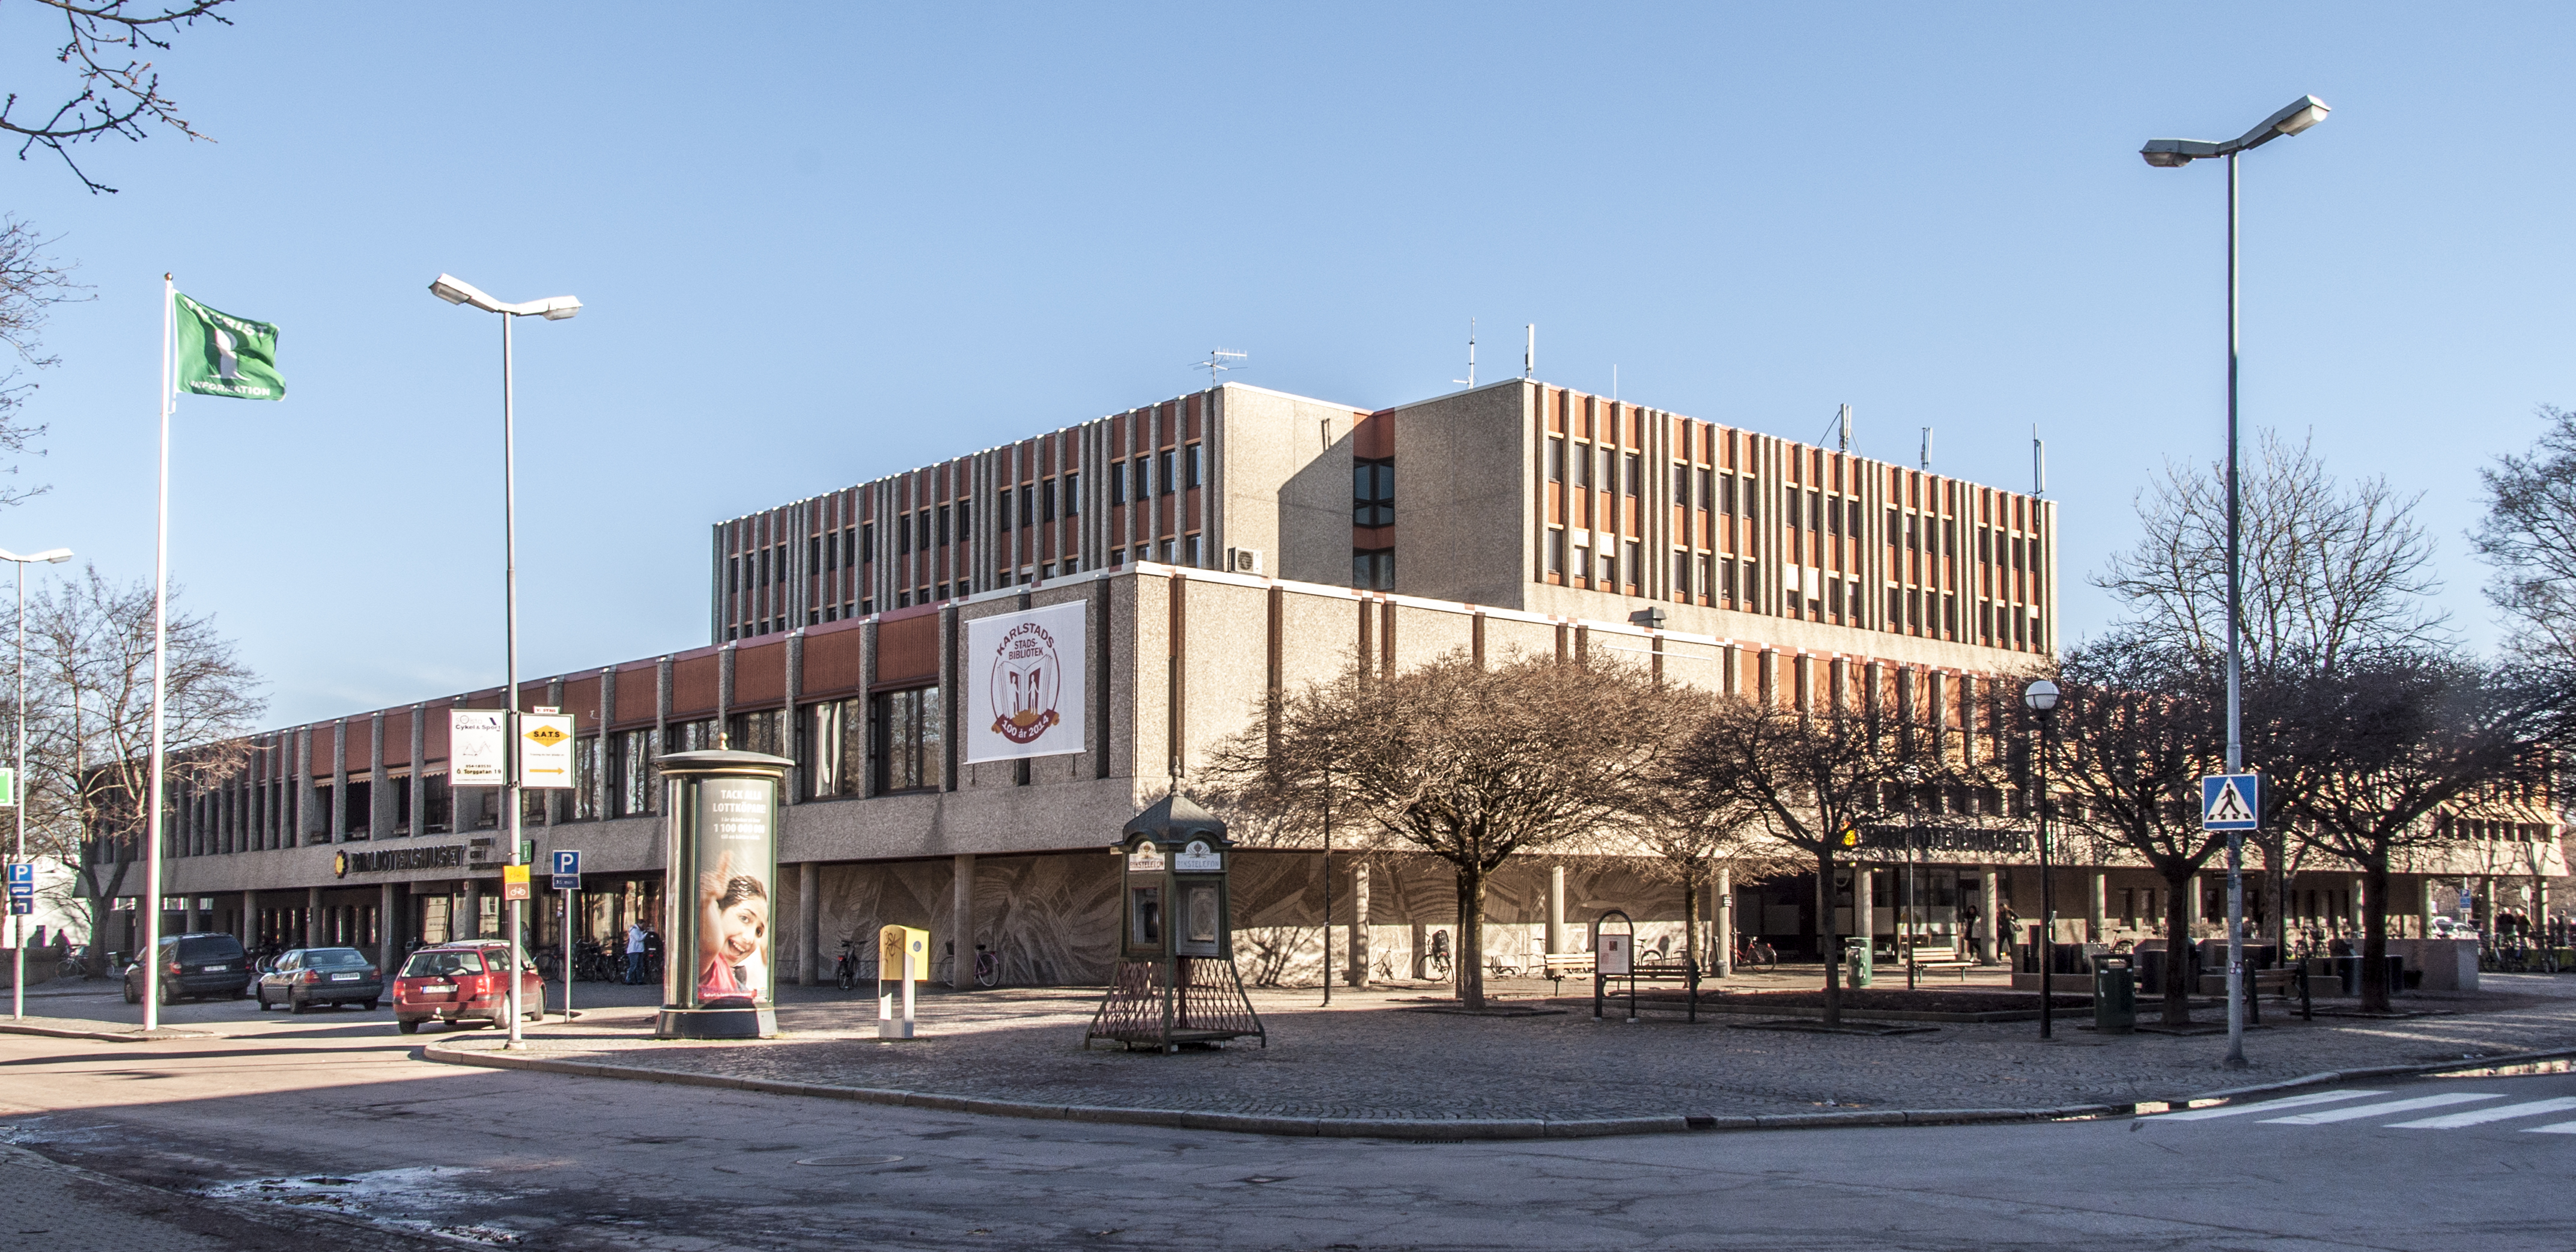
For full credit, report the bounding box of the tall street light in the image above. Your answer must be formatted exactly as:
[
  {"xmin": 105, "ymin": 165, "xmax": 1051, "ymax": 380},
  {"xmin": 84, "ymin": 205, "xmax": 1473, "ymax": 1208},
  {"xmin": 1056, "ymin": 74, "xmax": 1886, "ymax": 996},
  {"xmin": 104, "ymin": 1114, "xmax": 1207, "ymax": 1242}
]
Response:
[
  {"xmin": 2, "ymin": 545, "xmax": 71, "ymax": 1021},
  {"xmin": 2141, "ymin": 94, "xmax": 2328, "ymax": 1069},
  {"xmin": 2023, "ymin": 678, "xmax": 2059, "ymax": 1041},
  {"xmin": 428, "ymin": 274, "xmax": 579, "ymax": 1053}
]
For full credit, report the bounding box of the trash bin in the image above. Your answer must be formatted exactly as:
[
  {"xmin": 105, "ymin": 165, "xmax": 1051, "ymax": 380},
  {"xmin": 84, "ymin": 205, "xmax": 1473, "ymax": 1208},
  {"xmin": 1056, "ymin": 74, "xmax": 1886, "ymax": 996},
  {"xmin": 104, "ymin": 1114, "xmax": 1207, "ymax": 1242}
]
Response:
[
  {"xmin": 1845, "ymin": 937, "xmax": 1873, "ymax": 988},
  {"xmin": 2093, "ymin": 957, "xmax": 2136, "ymax": 1035}
]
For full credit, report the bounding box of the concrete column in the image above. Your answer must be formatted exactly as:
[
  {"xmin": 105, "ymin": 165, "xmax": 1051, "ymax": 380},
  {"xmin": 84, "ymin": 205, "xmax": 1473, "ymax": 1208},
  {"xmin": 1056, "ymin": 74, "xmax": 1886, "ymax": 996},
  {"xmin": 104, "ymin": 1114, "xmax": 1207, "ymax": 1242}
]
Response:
[
  {"xmin": 2418, "ymin": 876, "xmax": 2435, "ymax": 940},
  {"xmin": 1712, "ymin": 864, "xmax": 1733, "ymax": 977},
  {"xmin": 370, "ymin": 712, "xmax": 390, "ymax": 840},
  {"xmin": 305, "ymin": 886, "xmax": 323, "ymax": 949},
  {"xmin": 1978, "ymin": 867, "xmax": 1999, "ymax": 964},
  {"xmin": 1546, "ymin": 865, "xmax": 1566, "ymax": 955},
  {"xmin": 332, "ymin": 720, "xmax": 350, "ymax": 842},
  {"xmin": 2478, "ymin": 876, "xmax": 2495, "ymax": 936},
  {"xmin": 798, "ymin": 860, "xmax": 819, "ymax": 986},
  {"xmin": 2086, "ymin": 872, "xmax": 2107, "ymax": 942},
  {"xmin": 1854, "ymin": 865, "xmax": 1874, "ymax": 955},
  {"xmin": 2185, "ymin": 874, "xmax": 2204, "ymax": 935},
  {"xmin": 463, "ymin": 880, "xmax": 483, "ymax": 940},
  {"xmin": 182, "ymin": 896, "xmax": 200, "ymax": 934},
  {"xmin": 295, "ymin": 727, "xmax": 316, "ymax": 845},
  {"xmin": 1349, "ymin": 859, "xmax": 1370, "ymax": 988},
  {"xmin": 1410, "ymin": 920, "xmax": 1428, "ymax": 980},
  {"xmin": 239, "ymin": 891, "xmax": 254, "ymax": 945},
  {"xmin": 949, "ymin": 854, "xmax": 976, "ymax": 989},
  {"xmin": 380, "ymin": 883, "xmax": 398, "ymax": 973},
  {"xmin": 2351, "ymin": 875, "xmax": 2367, "ymax": 938},
  {"xmin": 409, "ymin": 706, "xmax": 426, "ymax": 837}
]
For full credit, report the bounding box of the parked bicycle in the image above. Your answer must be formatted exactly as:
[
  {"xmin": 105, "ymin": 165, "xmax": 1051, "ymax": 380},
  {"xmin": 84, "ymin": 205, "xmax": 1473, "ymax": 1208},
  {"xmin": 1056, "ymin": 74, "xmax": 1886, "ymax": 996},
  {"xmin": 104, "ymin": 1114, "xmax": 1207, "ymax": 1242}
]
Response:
[
  {"xmin": 973, "ymin": 943, "xmax": 1000, "ymax": 989},
  {"xmin": 834, "ymin": 937, "xmax": 860, "ymax": 991},
  {"xmin": 1735, "ymin": 935, "xmax": 1778, "ymax": 971},
  {"xmin": 1423, "ymin": 929, "xmax": 1451, "ymax": 980}
]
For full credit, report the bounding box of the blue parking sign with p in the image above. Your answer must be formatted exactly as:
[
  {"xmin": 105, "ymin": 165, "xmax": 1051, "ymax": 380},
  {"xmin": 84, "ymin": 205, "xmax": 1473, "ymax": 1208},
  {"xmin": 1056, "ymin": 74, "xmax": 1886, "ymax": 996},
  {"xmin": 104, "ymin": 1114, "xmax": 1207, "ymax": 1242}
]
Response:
[
  {"xmin": 551, "ymin": 849, "xmax": 580, "ymax": 890},
  {"xmin": 2202, "ymin": 773, "xmax": 2261, "ymax": 831},
  {"xmin": 6, "ymin": 862, "xmax": 31, "ymax": 899}
]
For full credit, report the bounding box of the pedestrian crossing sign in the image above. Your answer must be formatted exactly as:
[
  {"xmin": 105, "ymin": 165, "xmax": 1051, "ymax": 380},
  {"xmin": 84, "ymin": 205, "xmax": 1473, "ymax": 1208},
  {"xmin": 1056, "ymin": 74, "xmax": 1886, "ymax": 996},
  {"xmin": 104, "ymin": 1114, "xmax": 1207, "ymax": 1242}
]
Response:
[{"xmin": 2202, "ymin": 773, "xmax": 2260, "ymax": 831}]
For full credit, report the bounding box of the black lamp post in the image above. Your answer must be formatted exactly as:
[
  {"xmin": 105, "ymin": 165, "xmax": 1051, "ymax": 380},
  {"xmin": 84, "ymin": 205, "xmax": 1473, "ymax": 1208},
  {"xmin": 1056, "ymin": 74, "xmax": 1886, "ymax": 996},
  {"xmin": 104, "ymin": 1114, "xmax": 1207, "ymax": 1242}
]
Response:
[{"xmin": 2024, "ymin": 678, "xmax": 2060, "ymax": 1041}]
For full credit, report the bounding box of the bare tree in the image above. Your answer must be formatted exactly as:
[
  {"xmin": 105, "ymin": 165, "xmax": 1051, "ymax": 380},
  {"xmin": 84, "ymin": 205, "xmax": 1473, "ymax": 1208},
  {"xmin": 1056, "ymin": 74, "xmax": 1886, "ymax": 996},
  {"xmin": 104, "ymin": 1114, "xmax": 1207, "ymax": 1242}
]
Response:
[
  {"xmin": 2097, "ymin": 430, "xmax": 2447, "ymax": 674},
  {"xmin": 5, "ymin": 1, "xmax": 231, "ymax": 193},
  {"xmin": 1627, "ymin": 782, "xmax": 1796, "ymax": 976},
  {"xmin": 19, "ymin": 565, "xmax": 263, "ymax": 967},
  {"xmin": 1671, "ymin": 695, "xmax": 1917, "ymax": 1027},
  {"xmin": 0, "ymin": 218, "xmax": 74, "ymax": 509},
  {"xmin": 2046, "ymin": 632, "xmax": 2230, "ymax": 1026},
  {"xmin": 1203, "ymin": 652, "xmax": 1683, "ymax": 1010},
  {"xmin": 2253, "ymin": 650, "xmax": 2562, "ymax": 1013},
  {"xmin": 2470, "ymin": 405, "xmax": 2576, "ymax": 667}
]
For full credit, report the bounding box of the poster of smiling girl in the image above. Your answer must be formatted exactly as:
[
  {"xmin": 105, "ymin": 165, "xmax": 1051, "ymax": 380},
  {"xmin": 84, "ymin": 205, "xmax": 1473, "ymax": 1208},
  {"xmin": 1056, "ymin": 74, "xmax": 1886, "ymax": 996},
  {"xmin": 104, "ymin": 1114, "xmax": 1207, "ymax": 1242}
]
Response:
[{"xmin": 689, "ymin": 775, "xmax": 775, "ymax": 1008}]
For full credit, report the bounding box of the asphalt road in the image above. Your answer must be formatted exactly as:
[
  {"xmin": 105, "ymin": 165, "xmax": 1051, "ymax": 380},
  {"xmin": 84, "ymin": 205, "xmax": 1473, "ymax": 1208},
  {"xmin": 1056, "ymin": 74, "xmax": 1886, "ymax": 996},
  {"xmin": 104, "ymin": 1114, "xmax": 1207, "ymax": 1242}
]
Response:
[{"xmin": 2, "ymin": 985, "xmax": 2572, "ymax": 1251}]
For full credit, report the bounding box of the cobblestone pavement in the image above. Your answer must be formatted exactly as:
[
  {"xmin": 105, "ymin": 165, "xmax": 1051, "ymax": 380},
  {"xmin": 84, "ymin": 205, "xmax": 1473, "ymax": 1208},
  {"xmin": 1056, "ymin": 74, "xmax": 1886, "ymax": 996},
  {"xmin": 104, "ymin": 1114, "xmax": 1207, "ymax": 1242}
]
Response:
[{"xmin": 430, "ymin": 970, "xmax": 2576, "ymax": 1122}]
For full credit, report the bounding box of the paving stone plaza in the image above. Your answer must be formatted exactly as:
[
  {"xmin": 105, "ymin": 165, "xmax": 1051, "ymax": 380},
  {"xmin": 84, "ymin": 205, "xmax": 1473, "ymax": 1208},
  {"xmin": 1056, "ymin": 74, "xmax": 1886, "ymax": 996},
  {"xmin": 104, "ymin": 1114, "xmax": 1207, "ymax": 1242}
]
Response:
[{"xmin": 421, "ymin": 971, "xmax": 2576, "ymax": 1126}]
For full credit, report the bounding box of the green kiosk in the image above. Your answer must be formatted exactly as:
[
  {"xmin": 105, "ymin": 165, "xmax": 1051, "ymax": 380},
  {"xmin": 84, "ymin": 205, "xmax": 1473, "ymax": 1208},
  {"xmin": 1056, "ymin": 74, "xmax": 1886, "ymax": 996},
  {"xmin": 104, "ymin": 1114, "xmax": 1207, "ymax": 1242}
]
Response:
[{"xmin": 1084, "ymin": 792, "xmax": 1266, "ymax": 1053}]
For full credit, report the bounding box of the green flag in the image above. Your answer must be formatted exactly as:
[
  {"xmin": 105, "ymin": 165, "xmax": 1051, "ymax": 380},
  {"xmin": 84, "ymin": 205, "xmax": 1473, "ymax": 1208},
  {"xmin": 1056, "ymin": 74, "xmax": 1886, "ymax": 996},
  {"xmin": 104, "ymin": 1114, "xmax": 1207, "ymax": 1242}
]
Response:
[{"xmin": 174, "ymin": 294, "xmax": 284, "ymax": 400}]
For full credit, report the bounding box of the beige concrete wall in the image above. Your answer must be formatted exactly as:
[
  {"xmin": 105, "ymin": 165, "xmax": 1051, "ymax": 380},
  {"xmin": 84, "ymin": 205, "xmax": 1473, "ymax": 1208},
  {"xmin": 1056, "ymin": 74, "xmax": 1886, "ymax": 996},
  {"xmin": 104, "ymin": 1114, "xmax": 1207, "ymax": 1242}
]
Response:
[
  {"xmin": 1387, "ymin": 381, "xmax": 1533, "ymax": 607},
  {"xmin": 1215, "ymin": 383, "xmax": 1365, "ymax": 586}
]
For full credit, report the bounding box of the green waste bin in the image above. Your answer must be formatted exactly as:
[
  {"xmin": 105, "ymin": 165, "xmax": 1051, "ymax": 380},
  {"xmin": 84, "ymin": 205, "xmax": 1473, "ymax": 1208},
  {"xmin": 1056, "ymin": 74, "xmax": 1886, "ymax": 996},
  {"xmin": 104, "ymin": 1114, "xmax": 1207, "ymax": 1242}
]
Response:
[
  {"xmin": 1845, "ymin": 937, "xmax": 1873, "ymax": 988},
  {"xmin": 2093, "ymin": 956, "xmax": 2136, "ymax": 1035}
]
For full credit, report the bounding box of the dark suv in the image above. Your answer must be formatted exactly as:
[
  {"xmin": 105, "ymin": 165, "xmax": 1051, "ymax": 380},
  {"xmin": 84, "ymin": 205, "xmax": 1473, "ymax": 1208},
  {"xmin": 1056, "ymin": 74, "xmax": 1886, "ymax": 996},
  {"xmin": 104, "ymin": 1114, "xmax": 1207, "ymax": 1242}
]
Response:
[{"xmin": 123, "ymin": 932, "xmax": 253, "ymax": 1004}]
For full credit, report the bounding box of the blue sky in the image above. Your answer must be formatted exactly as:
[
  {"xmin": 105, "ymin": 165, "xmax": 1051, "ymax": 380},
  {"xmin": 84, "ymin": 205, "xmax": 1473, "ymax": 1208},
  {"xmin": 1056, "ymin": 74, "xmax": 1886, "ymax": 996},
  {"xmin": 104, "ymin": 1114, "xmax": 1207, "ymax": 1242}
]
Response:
[{"xmin": 2, "ymin": 5, "xmax": 2570, "ymax": 725}]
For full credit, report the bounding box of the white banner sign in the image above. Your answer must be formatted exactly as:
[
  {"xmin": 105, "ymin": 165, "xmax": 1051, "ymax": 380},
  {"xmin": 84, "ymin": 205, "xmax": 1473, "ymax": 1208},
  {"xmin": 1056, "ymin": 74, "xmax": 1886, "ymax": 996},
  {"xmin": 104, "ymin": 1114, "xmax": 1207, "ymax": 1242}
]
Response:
[
  {"xmin": 451, "ymin": 710, "xmax": 506, "ymax": 786},
  {"xmin": 520, "ymin": 713, "xmax": 576, "ymax": 790},
  {"xmin": 964, "ymin": 602, "xmax": 1087, "ymax": 763}
]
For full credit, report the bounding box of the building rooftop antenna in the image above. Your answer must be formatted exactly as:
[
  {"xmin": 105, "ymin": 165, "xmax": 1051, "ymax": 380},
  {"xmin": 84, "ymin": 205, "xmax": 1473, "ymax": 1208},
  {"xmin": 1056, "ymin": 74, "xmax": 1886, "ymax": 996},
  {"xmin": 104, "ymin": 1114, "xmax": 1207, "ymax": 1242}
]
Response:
[
  {"xmin": 1920, "ymin": 426, "xmax": 1933, "ymax": 470},
  {"xmin": 1523, "ymin": 324, "xmax": 1535, "ymax": 380},
  {"xmin": 1195, "ymin": 348, "xmax": 1248, "ymax": 388},
  {"xmin": 1819, "ymin": 404, "xmax": 1852, "ymax": 451},
  {"xmin": 1453, "ymin": 318, "xmax": 1476, "ymax": 388}
]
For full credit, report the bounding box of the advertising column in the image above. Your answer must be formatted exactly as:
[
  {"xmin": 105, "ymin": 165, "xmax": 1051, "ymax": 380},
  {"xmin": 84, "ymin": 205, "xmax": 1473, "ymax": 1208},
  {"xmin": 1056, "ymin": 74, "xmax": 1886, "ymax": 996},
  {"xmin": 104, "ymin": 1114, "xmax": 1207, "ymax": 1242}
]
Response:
[{"xmin": 653, "ymin": 746, "xmax": 792, "ymax": 1039}]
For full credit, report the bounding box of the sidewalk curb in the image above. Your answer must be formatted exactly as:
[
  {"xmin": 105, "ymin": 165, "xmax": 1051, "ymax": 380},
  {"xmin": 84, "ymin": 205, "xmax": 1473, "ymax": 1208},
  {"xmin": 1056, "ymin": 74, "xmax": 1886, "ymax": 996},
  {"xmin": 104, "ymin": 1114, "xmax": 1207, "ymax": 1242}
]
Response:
[
  {"xmin": 0, "ymin": 1020, "xmax": 214, "ymax": 1043},
  {"xmin": 437, "ymin": 1038, "xmax": 2520, "ymax": 1139}
]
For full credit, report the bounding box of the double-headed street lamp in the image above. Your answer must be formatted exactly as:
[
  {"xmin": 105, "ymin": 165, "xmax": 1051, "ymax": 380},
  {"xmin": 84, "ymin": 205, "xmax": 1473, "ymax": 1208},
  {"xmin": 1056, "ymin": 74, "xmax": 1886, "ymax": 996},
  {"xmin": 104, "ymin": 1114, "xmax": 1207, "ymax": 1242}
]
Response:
[
  {"xmin": 2141, "ymin": 94, "xmax": 2328, "ymax": 1069},
  {"xmin": 2023, "ymin": 678, "xmax": 2059, "ymax": 1041},
  {"xmin": 429, "ymin": 274, "xmax": 579, "ymax": 1053},
  {"xmin": 3, "ymin": 545, "xmax": 71, "ymax": 1022}
]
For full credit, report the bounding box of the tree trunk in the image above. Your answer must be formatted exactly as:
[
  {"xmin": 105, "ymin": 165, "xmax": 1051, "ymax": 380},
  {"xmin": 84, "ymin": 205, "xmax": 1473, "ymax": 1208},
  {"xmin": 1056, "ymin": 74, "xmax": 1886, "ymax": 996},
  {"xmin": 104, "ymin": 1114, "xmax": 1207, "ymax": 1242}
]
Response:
[
  {"xmin": 2160, "ymin": 863, "xmax": 2195, "ymax": 1027},
  {"xmin": 1681, "ymin": 865, "xmax": 1703, "ymax": 974},
  {"xmin": 1455, "ymin": 862, "xmax": 1486, "ymax": 1010},
  {"xmin": 2362, "ymin": 863, "xmax": 2393, "ymax": 1014},
  {"xmin": 1817, "ymin": 846, "xmax": 1842, "ymax": 1029},
  {"xmin": 77, "ymin": 855, "xmax": 130, "ymax": 977}
]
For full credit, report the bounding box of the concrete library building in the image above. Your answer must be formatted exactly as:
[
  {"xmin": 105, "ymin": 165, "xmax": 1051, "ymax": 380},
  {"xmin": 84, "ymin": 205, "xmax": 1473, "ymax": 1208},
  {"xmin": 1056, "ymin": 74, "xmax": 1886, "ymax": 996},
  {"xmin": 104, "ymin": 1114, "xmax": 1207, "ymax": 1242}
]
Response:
[{"xmin": 121, "ymin": 377, "xmax": 2557, "ymax": 987}]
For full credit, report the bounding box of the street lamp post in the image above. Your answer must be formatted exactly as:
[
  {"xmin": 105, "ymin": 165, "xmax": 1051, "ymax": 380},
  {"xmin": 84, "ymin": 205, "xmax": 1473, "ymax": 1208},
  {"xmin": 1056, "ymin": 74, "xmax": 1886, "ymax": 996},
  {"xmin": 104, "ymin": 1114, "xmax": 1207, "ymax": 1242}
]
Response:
[
  {"xmin": 2024, "ymin": 679, "xmax": 2059, "ymax": 1041},
  {"xmin": 428, "ymin": 275, "xmax": 579, "ymax": 1053},
  {"xmin": 2142, "ymin": 94, "xmax": 2328, "ymax": 1068},
  {"xmin": 2, "ymin": 545, "xmax": 71, "ymax": 1021}
]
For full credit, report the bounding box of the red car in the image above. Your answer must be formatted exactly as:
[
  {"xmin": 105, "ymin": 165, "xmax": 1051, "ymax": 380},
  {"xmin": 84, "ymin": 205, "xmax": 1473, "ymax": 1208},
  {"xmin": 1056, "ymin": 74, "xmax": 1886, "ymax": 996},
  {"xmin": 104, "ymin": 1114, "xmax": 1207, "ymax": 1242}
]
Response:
[{"xmin": 391, "ymin": 941, "xmax": 547, "ymax": 1035}]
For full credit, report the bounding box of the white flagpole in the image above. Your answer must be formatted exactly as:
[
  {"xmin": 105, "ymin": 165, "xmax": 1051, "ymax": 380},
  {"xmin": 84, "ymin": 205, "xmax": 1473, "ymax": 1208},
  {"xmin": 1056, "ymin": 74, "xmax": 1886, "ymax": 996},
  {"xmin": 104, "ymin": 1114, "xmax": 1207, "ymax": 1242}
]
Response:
[{"xmin": 142, "ymin": 275, "xmax": 174, "ymax": 1031}]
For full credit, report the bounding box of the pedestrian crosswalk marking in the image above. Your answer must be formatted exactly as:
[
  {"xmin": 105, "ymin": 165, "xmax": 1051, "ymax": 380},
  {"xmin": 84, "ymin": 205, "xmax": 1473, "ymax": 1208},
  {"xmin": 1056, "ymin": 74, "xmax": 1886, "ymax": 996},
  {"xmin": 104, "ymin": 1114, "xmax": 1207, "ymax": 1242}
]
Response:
[
  {"xmin": 2261, "ymin": 1093, "xmax": 2502, "ymax": 1125},
  {"xmin": 2155, "ymin": 1089, "xmax": 2387, "ymax": 1120},
  {"xmin": 2523, "ymin": 1120, "xmax": 2576, "ymax": 1134},
  {"xmin": 2388, "ymin": 1097, "xmax": 2576, "ymax": 1129}
]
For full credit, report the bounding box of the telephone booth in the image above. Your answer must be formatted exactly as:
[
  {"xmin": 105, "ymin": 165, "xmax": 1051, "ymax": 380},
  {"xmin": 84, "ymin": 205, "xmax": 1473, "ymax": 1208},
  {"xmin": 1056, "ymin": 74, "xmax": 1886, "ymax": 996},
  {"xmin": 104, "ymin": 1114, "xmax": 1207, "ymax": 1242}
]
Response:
[{"xmin": 1084, "ymin": 792, "xmax": 1266, "ymax": 1052}]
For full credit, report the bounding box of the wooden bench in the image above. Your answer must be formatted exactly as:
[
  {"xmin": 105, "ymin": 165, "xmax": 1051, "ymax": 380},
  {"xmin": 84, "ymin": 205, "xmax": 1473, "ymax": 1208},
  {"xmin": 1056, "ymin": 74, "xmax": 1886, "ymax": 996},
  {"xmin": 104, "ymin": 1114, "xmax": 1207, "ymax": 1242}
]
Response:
[
  {"xmin": 1907, "ymin": 958, "xmax": 1977, "ymax": 983},
  {"xmin": 1540, "ymin": 953, "xmax": 1596, "ymax": 985}
]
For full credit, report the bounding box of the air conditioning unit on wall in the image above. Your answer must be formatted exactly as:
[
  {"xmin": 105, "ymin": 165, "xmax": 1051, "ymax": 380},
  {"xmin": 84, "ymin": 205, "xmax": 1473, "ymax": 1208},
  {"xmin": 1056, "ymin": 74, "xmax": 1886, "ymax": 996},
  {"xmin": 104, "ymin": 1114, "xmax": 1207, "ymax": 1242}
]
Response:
[{"xmin": 1227, "ymin": 547, "xmax": 1264, "ymax": 575}]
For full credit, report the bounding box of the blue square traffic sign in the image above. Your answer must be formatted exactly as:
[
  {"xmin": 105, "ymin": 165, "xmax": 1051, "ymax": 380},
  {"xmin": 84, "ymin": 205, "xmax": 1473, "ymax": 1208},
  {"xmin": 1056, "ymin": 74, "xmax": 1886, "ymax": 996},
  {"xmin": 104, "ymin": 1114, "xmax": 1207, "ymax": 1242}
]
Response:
[
  {"xmin": 5, "ymin": 862, "xmax": 31, "ymax": 887},
  {"xmin": 2202, "ymin": 773, "xmax": 2261, "ymax": 831},
  {"xmin": 7, "ymin": 899, "xmax": 28, "ymax": 916},
  {"xmin": 553, "ymin": 850, "xmax": 580, "ymax": 877}
]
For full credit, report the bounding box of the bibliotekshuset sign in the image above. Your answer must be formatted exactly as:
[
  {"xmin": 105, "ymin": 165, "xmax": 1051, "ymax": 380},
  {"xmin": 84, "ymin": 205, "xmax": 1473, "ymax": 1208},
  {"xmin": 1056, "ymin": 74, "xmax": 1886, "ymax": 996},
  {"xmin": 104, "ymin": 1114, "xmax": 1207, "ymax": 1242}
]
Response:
[{"xmin": 964, "ymin": 603, "xmax": 1086, "ymax": 764}]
